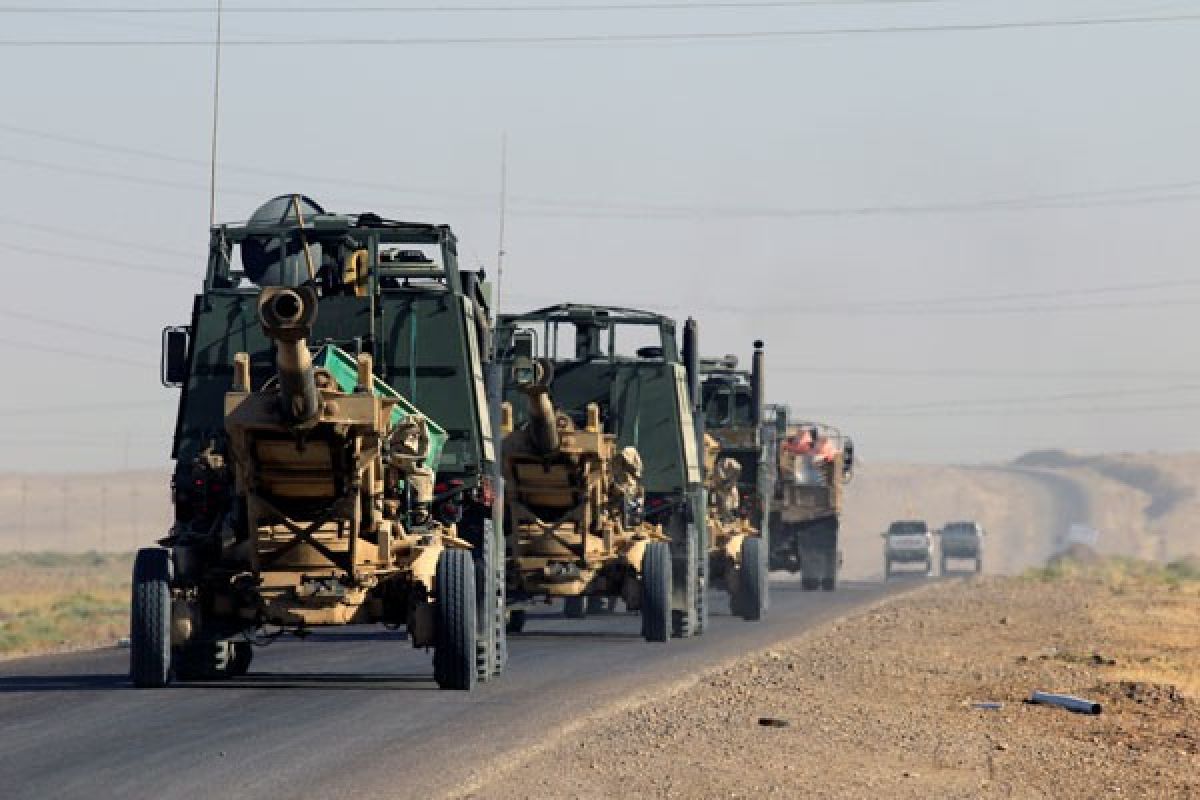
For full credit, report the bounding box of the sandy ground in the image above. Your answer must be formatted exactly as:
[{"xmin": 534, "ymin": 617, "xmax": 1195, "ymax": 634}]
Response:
[{"xmin": 461, "ymin": 571, "xmax": 1200, "ymax": 799}]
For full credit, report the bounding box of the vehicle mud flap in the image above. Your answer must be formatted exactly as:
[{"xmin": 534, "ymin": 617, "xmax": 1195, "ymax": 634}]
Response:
[
  {"xmin": 669, "ymin": 505, "xmax": 702, "ymax": 639},
  {"xmin": 694, "ymin": 517, "xmax": 709, "ymax": 635},
  {"xmin": 769, "ymin": 520, "xmax": 801, "ymax": 573},
  {"xmin": 471, "ymin": 517, "xmax": 505, "ymax": 681}
]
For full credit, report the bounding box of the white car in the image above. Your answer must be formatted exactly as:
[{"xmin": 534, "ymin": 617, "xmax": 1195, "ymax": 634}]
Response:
[{"xmin": 883, "ymin": 520, "xmax": 934, "ymax": 579}]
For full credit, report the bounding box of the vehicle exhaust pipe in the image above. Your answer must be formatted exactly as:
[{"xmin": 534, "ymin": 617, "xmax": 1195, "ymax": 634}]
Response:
[{"xmin": 751, "ymin": 339, "xmax": 765, "ymax": 428}]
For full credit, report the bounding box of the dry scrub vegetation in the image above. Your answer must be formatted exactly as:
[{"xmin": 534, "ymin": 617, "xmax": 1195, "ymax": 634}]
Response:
[
  {"xmin": 466, "ymin": 556, "xmax": 1200, "ymax": 799},
  {"xmin": 0, "ymin": 552, "xmax": 129, "ymax": 658}
]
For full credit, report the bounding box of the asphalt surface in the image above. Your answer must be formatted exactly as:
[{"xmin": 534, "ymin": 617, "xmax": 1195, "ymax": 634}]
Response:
[{"xmin": 0, "ymin": 577, "xmax": 914, "ymax": 800}]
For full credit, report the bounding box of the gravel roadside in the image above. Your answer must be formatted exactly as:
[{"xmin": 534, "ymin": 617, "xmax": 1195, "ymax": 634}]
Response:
[{"xmin": 461, "ymin": 572, "xmax": 1200, "ymax": 799}]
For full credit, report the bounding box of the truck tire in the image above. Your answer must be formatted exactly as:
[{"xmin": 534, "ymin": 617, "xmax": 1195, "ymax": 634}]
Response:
[
  {"xmin": 735, "ymin": 537, "xmax": 766, "ymax": 621},
  {"xmin": 434, "ymin": 549, "xmax": 477, "ymax": 691},
  {"xmin": 926, "ymin": 558, "xmax": 934, "ymax": 577},
  {"xmin": 884, "ymin": 559, "xmax": 892, "ymax": 581},
  {"xmin": 641, "ymin": 541, "xmax": 672, "ymax": 643},
  {"xmin": 563, "ymin": 596, "xmax": 587, "ymax": 619},
  {"xmin": 940, "ymin": 556, "xmax": 948, "ymax": 575},
  {"xmin": 130, "ymin": 548, "xmax": 172, "ymax": 688},
  {"xmin": 506, "ymin": 609, "xmax": 526, "ymax": 634}
]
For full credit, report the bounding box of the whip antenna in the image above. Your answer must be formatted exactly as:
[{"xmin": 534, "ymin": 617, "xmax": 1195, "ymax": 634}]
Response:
[
  {"xmin": 207, "ymin": 0, "xmax": 224, "ymax": 228},
  {"xmin": 494, "ymin": 132, "xmax": 508, "ymax": 315}
]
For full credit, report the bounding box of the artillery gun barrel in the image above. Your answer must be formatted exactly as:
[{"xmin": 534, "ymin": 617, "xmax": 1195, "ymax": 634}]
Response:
[
  {"xmin": 258, "ymin": 286, "xmax": 321, "ymax": 426},
  {"xmin": 520, "ymin": 383, "xmax": 560, "ymax": 454},
  {"xmin": 512, "ymin": 357, "xmax": 560, "ymax": 454}
]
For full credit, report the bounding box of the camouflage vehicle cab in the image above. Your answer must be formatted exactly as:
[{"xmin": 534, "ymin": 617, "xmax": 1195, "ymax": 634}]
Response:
[
  {"xmin": 769, "ymin": 409, "xmax": 855, "ymax": 591},
  {"xmin": 698, "ymin": 343, "xmax": 771, "ymax": 621},
  {"xmin": 495, "ymin": 305, "xmax": 707, "ymax": 638},
  {"xmin": 140, "ymin": 195, "xmax": 504, "ymax": 690}
]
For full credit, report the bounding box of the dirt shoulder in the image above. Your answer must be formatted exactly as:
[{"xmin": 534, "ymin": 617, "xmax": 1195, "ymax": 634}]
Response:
[{"xmin": 462, "ymin": 568, "xmax": 1200, "ymax": 799}]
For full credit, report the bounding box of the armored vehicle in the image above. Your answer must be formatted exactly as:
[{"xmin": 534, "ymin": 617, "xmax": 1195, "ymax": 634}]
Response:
[
  {"xmin": 495, "ymin": 305, "xmax": 708, "ymax": 638},
  {"xmin": 769, "ymin": 411, "xmax": 855, "ymax": 590},
  {"xmin": 499, "ymin": 343, "xmax": 673, "ymax": 641},
  {"xmin": 939, "ymin": 520, "xmax": 984, "ymax": 574},
  {"xmin": 138, "ymin": 195, "xmax": 504, "ymax": 690},
  {"xmin": 883, "ymin": 519, "xmax": 935, "ymax": 579},
  {"xmin": 698, "ymin": 344, "xmax": 770, "ymax": 620}
]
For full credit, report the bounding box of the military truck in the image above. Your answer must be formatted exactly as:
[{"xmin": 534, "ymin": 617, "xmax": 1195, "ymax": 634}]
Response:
[
  {"xmin": 495, "ymin": 305, "xmax": 708, "ymax": 638},
  {"xmin": 939, "ymin": 520, "xmax": 984, "ymax": 574},
  {"xmin": 140, "ymin": 195, "xmax": 505, "ymax": 690},
  {"xmin": 698, "ymin": 344, "xmax": 770, "ymax": 620},
  {"xmin": 883, "ymin": 519, "xmax": 935, "ymax": 579},
  {"xmin": 769, "ymin": 411, "xmax": 855, "ymax": 590},
  {"xmin": 498, "ymin": 343, "xmax": 674, "ymax": 641}
]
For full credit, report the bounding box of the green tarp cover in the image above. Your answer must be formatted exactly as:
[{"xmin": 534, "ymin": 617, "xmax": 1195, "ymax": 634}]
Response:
[{"xmin": 312, "ymin": 344, "xmax": 447, "ymax": 470}]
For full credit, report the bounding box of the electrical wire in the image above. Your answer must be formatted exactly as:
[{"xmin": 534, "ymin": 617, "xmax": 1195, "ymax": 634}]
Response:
[{"xmin": 1, "ymin": 12, "xmax": 1198, "ymax": 45}]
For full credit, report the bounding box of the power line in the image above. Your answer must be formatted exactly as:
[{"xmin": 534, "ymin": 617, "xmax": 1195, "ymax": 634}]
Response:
[
  {"xmin": 0, "ymin": 1, "xmax": 958, "ymax": 13},
  {"xmin": 0, "ymin": 307, "xmax": 156, "ymax": 348},
  {"xmin": 834, "ymin": 382, "xmax": 1200, "ymax": 414},
  {"xmin": 771, "ymin": 365, "xmax": 1198, "ymax": 380},
  {"xmin": 1, "ymin": 13, "xmax": 1198, "ymax": 45},
  {"xmin": 817, "ymin": 400, "xmax": 1200, "ymax": 417},
  {"xmin": 0, "ymin": 214, "xmax": 196, "ymax": 259},
  {"xmin": 6, "ymin": 121, "xmax": 1200, "ymax": 220},
  {"xmin": 0, "ymin": 241, "xmax": 194, "ymax": 279},
  {"xmin": 0, "ymin": 335, "xmax": 154, "ymax": 369}
]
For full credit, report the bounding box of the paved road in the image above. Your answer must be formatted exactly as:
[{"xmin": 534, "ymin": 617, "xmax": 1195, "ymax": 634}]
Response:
[{"xmin": 0, "ymin": 578, "xmax": 914, "ymax": 800}]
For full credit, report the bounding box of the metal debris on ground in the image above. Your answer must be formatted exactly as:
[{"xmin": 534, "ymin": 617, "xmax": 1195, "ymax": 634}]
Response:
[{"xmin": 1028, "ymin": 691, "xmax": 1103, "ymax": 715}]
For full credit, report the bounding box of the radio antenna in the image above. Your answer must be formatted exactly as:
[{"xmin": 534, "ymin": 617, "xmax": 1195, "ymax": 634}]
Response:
[
  {"xmin": 494, "ymin": 132, "xmax": 508, "ymax": 315},
  {"xmin": 207, "ymin": 0, "xmax": 224, "ymax": 228}
]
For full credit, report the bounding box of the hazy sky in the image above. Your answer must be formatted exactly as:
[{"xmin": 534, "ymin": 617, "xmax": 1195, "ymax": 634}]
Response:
[{"xmin": 1, "ymin": 0, "xmax": 1198, "ymax": 471}]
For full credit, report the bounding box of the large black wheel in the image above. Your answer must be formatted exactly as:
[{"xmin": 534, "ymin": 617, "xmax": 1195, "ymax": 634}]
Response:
[
  {"xmin": 130, "ymin": 548, "xmax": 172, "ymax": 688},
  {"xmin": 563, "ymin": 596, "xmax": 587, "ymax": 619},
  {"xmin": 434, "ymin": 549, "xmax": 477, "ymax": 691},
  {"xmin": 975, "ymin": 556, "xmax": 984, "ymax": 575},
  {"xmin": 734, "ymin": 537, "xmax": 766, "ymax": 621},
  {"xmin": 641, "ymin": 541, "xmax": 672, "ymax": 643},
  {"xmin": 884, "ymin": 560, "xmax": 892, "ymax": 581},
  {"xmin": 505, "ymin": 609, "xmax": 526, "ymax": 634}
]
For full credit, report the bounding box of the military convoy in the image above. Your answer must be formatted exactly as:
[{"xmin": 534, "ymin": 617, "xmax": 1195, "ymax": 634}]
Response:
[{"xmin": 136, "ymin": 193, "xmax": 994, "ymax": 691}]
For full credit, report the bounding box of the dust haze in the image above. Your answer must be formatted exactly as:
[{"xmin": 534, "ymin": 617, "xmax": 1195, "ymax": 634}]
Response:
[{"xmin": 1, "ymin": 1, "xmax": 1198, "ymax": 472}]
